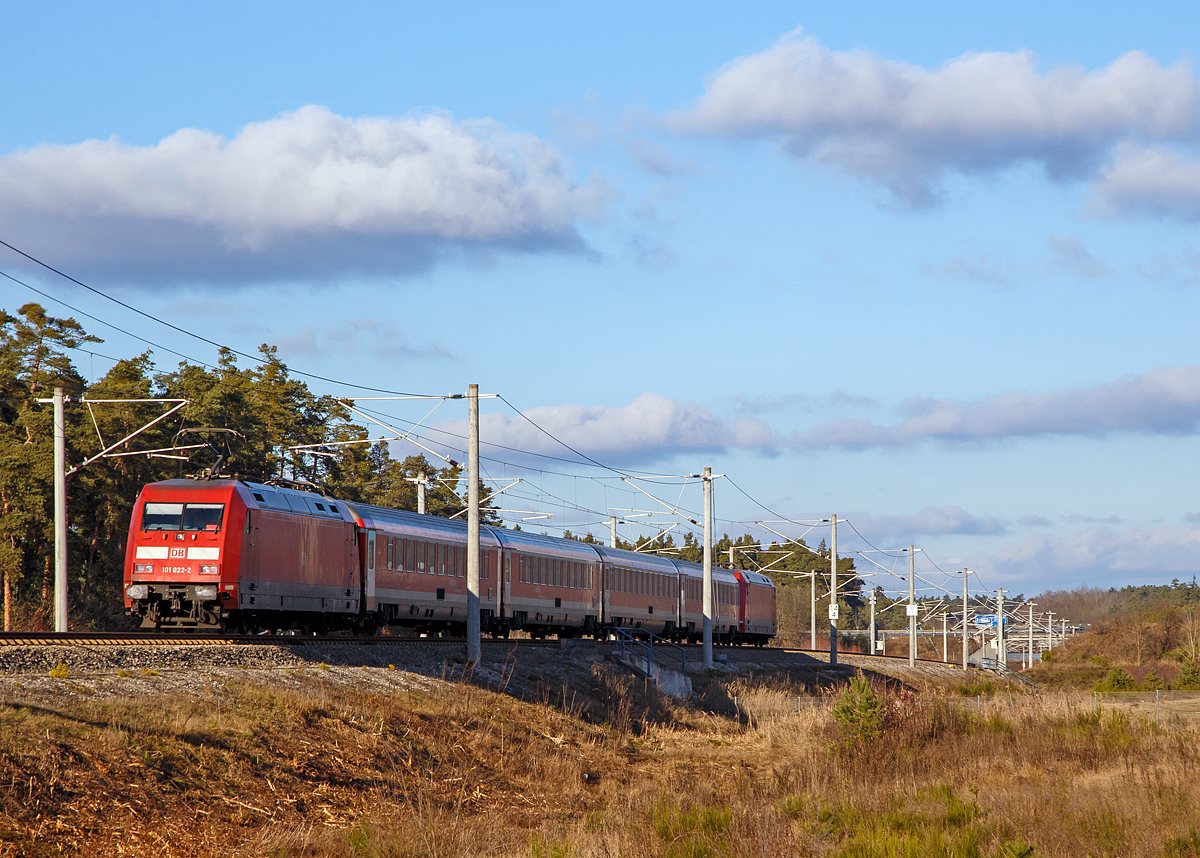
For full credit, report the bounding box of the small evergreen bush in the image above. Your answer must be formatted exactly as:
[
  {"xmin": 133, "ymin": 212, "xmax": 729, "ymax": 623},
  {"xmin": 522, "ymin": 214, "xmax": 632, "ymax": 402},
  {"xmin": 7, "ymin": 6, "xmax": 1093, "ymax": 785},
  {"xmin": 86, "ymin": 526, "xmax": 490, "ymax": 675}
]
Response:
[
  {"xmin": 832, "ymin": 674, "xmax": 886, "ymax": 748},
  {"xmin": 1096, "ymin": 667, "xmax": 1135, "ymax": 691},
  {"xmin": 1174, "ymin": 661, "xmax": 1200, "ymax": 691}
]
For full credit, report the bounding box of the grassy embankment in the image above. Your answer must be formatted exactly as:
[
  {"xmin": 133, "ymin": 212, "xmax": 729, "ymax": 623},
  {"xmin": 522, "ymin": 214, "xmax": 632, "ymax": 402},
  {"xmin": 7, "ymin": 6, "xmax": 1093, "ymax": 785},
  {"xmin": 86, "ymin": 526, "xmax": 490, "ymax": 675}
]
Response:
[{"xmin": 2, "ymin": 662, "xmax": 1200, "ymax": 857}]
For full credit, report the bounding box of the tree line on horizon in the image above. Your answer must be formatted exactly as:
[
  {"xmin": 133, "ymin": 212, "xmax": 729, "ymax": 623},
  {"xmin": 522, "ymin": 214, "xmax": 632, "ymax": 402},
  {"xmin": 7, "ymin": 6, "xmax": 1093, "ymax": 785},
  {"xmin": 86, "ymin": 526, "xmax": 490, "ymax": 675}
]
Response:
[{"xmin": 0, "ymin": 302, "xmax": 498, "ymax": 630}]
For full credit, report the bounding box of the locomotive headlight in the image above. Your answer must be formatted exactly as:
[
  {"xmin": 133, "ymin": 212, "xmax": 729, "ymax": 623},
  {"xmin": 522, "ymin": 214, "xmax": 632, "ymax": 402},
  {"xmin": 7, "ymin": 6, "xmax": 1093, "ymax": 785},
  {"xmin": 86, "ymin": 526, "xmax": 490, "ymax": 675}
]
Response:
[
  {"xmin": 134, "ymin": 563, "xmax": 153, "ymax": 574},
  {"xmin": 199, "ymin": 564, "xmax": 219, "ymax": 575},
  {"xmin": 193, "ymin": 585, "xmax": 218, "ymax": 600},
  {"xmin": 126, "ymin": 584, "xmax": 149, "ymax": 600}
]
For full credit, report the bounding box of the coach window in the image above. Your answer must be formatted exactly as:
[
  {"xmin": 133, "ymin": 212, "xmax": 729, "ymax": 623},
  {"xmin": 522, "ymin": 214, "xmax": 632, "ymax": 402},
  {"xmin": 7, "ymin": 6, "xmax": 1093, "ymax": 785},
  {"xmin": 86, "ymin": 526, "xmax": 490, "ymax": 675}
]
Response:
[
  {"xmin": 416, "ymin": 542, "xmax": 426, "ymax": 573},
  {"xmin": 458, "ymin": 546, "xmax": 465, "ymax": 577},
  {"xmin": 448, "ymin": 544, "xmax": 457, "ymax": 577},
  {"xmin": 386, "ymin": 537, "xmax": 394, "ymax": 571},
  {"xmin": 436, "ymin": 544, "xmax": 445, "ymax": 576}
]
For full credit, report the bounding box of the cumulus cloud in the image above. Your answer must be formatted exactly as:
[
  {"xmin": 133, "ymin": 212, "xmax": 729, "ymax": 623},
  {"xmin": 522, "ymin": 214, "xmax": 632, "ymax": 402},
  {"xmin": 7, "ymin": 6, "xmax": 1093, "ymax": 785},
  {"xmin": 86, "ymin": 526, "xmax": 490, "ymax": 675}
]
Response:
[
  {"xmin": 731, "ymin": 391, "xmax": 878, "ymax": 415},
  {"xmin": 626, "ymin": 139, "xmax": 692, "ymax": 176},
  {"xmin": 1046, "ymin": 236, "xmax": 1112, "ymax": 278},
  {"xmin": 788, "ymin": 365, "xmax": 1200, "ymax": 450},
  {"xmin": 1093, "ymin": 143, "xmax": 1200, "ymax": 220},
  {"xmin": 980, "ymin": 524, "xmax": 1200, "ymax": 587},
  {"xmin": 275, "ymin": 318, "xmax": 450, "ymax": 361},
  {"xmin": 847, "ymin": 507, "xmax": 1010, "ymax": 538},
  {"xmin": 674, "ymin": 30, "xmax": 1200, "ymax": 204},
  {"xmin": 1018, "ymin": 515, "xmax": 1053, "ymax": 528},
  {"xmin": 0, "ymin": 106, "xmax": 601, "ymax": 283},
  {"xmin": 434, "ymin": 392, "xmax": 771, "ymax": 465},
  {"xmin": 426, "ymin": 366, "xmax": 1200, "ymax": 465}
]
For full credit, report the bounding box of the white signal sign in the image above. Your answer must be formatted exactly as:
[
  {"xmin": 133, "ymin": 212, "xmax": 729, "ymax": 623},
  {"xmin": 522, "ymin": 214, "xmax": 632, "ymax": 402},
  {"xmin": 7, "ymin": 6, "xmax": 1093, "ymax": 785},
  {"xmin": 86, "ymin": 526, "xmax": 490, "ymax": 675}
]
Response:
[{"xmin": 828, "ymin": 604, "xmax": 839, "ymax": 621}]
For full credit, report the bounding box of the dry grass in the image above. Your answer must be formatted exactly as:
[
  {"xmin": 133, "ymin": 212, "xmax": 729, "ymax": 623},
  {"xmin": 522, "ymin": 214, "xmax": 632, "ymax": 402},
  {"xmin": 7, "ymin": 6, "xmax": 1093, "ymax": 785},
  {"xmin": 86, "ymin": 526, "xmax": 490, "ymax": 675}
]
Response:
[{"xmin": 1, "ymin": 666, "xmax": 1199, "ymax": 857}]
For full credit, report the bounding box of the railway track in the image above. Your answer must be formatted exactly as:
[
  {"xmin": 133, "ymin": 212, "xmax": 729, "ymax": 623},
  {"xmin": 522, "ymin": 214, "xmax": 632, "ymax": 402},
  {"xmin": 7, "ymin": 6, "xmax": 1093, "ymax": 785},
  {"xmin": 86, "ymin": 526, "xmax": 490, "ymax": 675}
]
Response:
[{"xmin": 0, "ymin": 631, "xmax": 563, "ymax": 647}]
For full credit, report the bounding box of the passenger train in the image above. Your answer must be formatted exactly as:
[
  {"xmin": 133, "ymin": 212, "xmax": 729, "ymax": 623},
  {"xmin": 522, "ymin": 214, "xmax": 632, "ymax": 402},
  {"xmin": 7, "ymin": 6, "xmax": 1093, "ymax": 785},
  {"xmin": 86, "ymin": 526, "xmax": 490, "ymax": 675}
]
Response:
[{"xmin": 123, "ymin": 478, "xmax": 777, "ymax": 644}]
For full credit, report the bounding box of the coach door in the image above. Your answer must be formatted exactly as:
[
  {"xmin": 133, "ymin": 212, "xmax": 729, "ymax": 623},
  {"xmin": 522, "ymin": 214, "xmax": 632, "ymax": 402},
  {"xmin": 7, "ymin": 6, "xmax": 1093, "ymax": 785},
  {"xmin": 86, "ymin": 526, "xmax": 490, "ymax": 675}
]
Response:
[
  {"xmin": 501, "ymin": 550, "xmax": 510, "ymax": 619},
  {"xmin": 365, "ymin": 530, "xmax": 377, "ymax": 610}
]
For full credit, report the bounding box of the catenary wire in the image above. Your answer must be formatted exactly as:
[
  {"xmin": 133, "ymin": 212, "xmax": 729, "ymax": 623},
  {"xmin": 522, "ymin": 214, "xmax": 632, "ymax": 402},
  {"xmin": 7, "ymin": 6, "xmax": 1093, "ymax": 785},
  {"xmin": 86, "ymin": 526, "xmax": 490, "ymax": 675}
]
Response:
[{"xmin": 0, "ymin": 239, "xmax": 433, "ymax": 396}]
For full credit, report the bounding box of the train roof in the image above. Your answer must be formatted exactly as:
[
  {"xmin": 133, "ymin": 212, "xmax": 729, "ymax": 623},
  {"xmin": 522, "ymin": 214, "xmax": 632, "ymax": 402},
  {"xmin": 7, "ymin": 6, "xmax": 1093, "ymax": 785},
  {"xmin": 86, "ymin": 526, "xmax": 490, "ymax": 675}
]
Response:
[
  {"xmin": 735, "ymin": 569, "xmax": 776, "ymax": 587},
  {"xmin": 592, "ymin": 544, "xmax": 685, "ymax": 572},
  {"xmin": 486, "ymin": 528, "xmax": 603, "ymax": 561},
  {"xmin": 140, "ymin": 481, "xmax": 763, "ymax": 576},
  {"xmin": 671, "ymin": 558, "xmax": 739, "ymax": 583}
]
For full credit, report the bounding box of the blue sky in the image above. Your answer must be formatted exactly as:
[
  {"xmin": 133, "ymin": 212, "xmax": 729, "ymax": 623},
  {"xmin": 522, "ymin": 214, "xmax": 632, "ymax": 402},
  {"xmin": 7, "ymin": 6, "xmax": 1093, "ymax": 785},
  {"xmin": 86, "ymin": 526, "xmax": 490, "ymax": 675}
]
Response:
[{"xmin": 4, "ymin": 1, "xmax": 1200, "ymax": 601}]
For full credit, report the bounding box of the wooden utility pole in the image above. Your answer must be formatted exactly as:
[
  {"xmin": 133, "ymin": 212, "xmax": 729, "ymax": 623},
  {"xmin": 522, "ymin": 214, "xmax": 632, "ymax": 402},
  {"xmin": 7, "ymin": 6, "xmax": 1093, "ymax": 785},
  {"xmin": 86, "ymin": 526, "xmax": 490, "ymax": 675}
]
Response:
[{"xmin": 466, "ymin": 384, "xmax": 481, "ymax": 666}]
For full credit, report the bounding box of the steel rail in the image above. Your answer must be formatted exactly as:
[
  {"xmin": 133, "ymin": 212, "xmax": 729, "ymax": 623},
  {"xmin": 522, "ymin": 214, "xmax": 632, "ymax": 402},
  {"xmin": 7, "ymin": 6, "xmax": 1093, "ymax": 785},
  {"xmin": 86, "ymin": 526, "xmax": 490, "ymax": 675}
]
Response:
[{"xmin": 0, "ymin": 632, "xmax": 563, "ymax": 647}]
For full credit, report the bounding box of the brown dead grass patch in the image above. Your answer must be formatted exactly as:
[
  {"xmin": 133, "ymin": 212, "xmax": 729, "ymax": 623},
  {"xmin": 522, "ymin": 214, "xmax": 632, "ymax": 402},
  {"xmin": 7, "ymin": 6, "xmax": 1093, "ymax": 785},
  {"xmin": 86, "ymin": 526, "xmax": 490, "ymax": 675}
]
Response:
[{"xmin": 0, "ymin": 666, "xmax": 1199, "ymax": 857}]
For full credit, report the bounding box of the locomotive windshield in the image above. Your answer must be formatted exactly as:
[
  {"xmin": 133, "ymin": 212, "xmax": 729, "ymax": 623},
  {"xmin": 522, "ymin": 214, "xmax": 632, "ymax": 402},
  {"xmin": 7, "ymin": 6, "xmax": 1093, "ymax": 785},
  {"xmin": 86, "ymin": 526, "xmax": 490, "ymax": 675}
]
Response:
[{"xmin": 142, "ymin": 502, "xmax": 225, "ymax": 532}]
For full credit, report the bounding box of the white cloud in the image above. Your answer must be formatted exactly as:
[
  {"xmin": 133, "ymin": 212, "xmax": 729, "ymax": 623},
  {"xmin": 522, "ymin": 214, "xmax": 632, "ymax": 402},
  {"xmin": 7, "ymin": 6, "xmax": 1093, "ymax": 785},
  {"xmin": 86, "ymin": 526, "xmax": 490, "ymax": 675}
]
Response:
[
  {"xmin": 626, "ymin": 139, "xmax": 692, "ymax": 176},
  {"xmin": 1046, "ymin": 236, "xmax": 1111, "ymax": 278},
  {"xmin": 276, "ymin": 318, "xmax": 450, "ymax": 361},
  {"xmin": 0, "ymin": 106, "xmax": 601, "ymax": 282},
  {"xmin": 1093, "ymin": 143, "xmax": 1200, "ymax": 220},
  {"xmin": 434, "ymin": 392, "xmax": 770, "ymax": 465},
  {"xmin": 979, "ymin": 524, "xmax": 1200, "ymax": 588},
  {"xmin": 731, "ymin": 391, "xmax": 878, "ymax": 415},
  {"xmin": 674, "ymin": 30, "xmax": 1200, "ymax": 203},
  {"xmin": 417, "ymin": 364, "xmax": 1200, "ymax": 466},
  {"xmin": 848, "ymin": 506, "xmax": 1010, "ymax": 538},
  {"xmin": 789, "ymin": 365, "xmax": 1200, "ymax": 450}
]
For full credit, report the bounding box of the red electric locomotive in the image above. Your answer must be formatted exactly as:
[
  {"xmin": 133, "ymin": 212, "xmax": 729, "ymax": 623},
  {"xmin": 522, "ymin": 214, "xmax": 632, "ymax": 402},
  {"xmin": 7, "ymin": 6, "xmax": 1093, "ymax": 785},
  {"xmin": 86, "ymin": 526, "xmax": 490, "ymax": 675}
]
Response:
[{"xmin": 123, "ymin": 477, "xmax": 776, "ymax": 644}]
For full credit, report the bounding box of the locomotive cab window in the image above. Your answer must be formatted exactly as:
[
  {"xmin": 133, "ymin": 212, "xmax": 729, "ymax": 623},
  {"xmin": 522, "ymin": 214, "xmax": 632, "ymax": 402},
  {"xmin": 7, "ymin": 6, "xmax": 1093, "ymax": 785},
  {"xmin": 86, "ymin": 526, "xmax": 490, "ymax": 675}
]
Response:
[{"xmin": 142, "ymin": 502, "xmax": 225, "ymax": 532}]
